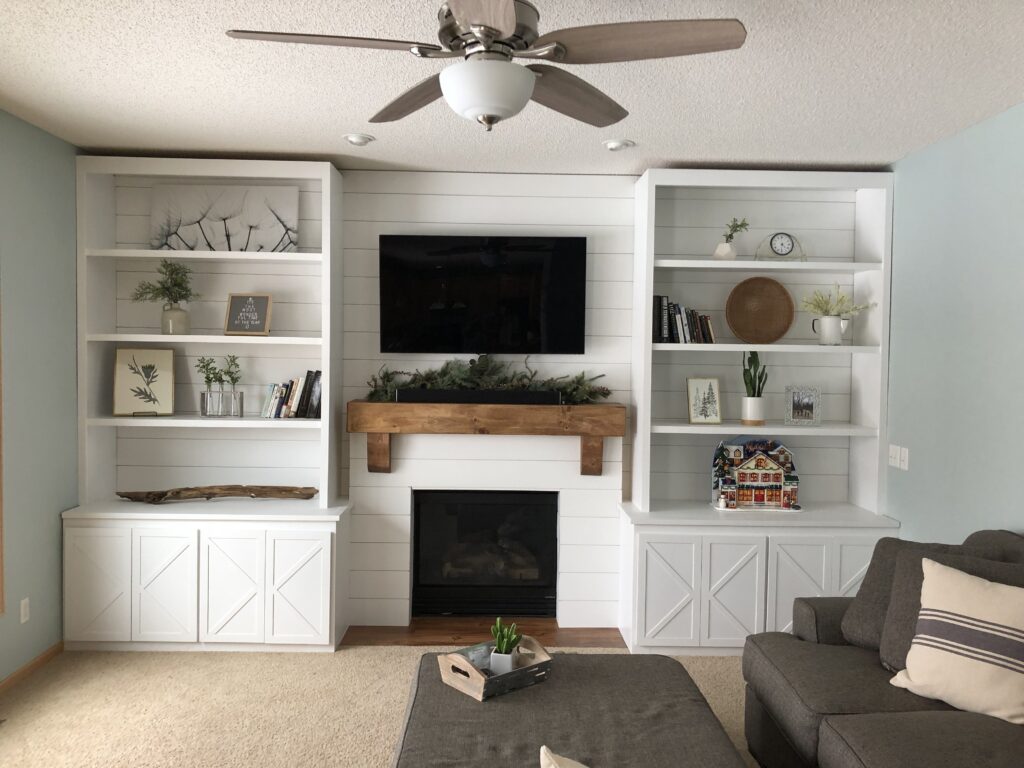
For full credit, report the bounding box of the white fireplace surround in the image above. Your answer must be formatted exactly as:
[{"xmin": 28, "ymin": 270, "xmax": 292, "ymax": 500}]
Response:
[{"xmin": 346, "ymin": 432, "xmax": 623, "ymax": 627}]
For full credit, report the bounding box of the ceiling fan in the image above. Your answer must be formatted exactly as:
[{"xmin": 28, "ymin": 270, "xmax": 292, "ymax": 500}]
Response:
[{"xmin": 227, "ymin": 0, "xmax": 746, "ymax": 131}]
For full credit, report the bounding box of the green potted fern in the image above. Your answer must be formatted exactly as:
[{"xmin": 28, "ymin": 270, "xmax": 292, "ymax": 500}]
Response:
[
  {"xmin": 490, "ymin": 617, "xmax": 523, "ymax": 675},
  {"xmin": 131, "ymin": 258, "xmax": 199, "ymax": 335}
]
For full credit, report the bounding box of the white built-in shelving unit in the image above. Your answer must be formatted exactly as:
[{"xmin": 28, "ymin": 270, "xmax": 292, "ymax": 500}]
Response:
[
  {"xmin": 76, "ymin": 157, "xmax": 344, "ymax": 509},
  {"xmin": 620, "ymin": 169, "xmax": 898, "ymax": 652}
]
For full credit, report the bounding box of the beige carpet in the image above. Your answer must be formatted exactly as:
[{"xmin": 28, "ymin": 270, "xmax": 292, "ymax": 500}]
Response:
[{"xmin": 0, "ymin": 648, "xmax": 753, "ymax": 767}]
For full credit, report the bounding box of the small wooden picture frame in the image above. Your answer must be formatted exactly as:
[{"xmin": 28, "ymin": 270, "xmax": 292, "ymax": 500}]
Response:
[
  {"xmin": 785, "ymin": 385, "xmax": 822, "ymax": 426},
  {"xmin": 687, "ymin": 377, "xmax": 722, "ymax": 424},
  {"xmin": 224, "ymin": 293, "xmax": 272, "ymax": 336},
  {"xmin": 113, "ymin": 348, "xmax": 175, "ymax": 416}
]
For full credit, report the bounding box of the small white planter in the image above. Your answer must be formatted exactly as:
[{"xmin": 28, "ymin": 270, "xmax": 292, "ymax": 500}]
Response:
[
  {"xmin": 161, "ymin": 303, "xmax": 190, "ymax": 335},
  {"xmin": 490, "ymin": 648, "xmax": 518, "ymax": 675},
  {"xmin": 712, "ymin": 241, "xmax": 737, "ymax": 260},
  {"xmin": 741, "ymin": 396, "xmax": 766, "ymax": 426},
  {"xmin": 811, "ymin": 315, "xmax": 849, "ymax": 346}
]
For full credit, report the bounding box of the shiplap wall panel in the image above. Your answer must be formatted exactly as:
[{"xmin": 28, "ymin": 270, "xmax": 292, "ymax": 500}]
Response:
[
  {"xmin": 109, "ymin": 174, "xmax": 326, "ymax": 491},
  {"xmin": 342, "ymin": 171, "xmax": 634, "ymax": 627}
]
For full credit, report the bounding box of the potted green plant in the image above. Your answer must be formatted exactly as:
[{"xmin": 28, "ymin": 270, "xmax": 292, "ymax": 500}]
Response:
[
  {"xmin": 741, "ymin": 351, "xmax": 768, "ymax": 426},
  {"xmin": 222, "ymin": 354, "xmax": 243, "ymax": 417},
  {"xmin": 131, "ymin": 258, "xmax": 199, "ymax": 335},
  {"xmin": 713, "ymin": 217, "xmax": 749, "ymax": 260},
  {"xmin": 489, "ymin": 617, "xmax": 523, "ymax": 675},
  {"xmin": 801, "ymin": 284, "xmax": 875, "ymax": 346},
  {"xmin": 195, "ymin": 356, "xmax": 224, "ymax": 417}
]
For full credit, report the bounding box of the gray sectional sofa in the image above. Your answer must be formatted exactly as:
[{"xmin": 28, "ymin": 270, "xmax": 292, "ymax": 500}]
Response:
[{"xmin": 742, "ymin": 530, "xmax": 1024, "ymax": 768}]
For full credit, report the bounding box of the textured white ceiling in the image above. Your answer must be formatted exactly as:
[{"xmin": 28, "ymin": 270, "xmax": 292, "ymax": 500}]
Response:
[{"xmin": 2, "ymin": 1, "xmax": 1024, "ymax": 173}]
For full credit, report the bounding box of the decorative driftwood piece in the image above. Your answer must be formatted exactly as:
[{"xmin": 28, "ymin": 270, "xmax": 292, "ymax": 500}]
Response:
[{"xmin": 117, "ymin": 485, "xmax": 318, "ymax": 504}]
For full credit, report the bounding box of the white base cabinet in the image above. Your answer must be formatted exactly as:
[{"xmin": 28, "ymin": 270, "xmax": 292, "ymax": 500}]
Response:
[
  {"xmin": 63, "ymin": 503, "xmax": 349, "ymax": 652},
  {"xmin": 626, "ymin": 517, "xmax": 894, "ymax": 652}
]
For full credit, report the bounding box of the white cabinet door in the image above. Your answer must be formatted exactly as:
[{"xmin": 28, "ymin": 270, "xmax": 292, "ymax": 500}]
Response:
[
  {"xmin": 833, "ymin": 537, "xmax": 877, "ymax": 597},
  {"xmin": 636, "ymin": 533, "xmax": 701, "ymax": 647},
  {"xmin": 700, "ymin": 535, "xmax": 767, "ymax": 647},
  {"xmin": 767, "ymin": 536, "xmax": 833, "ymax": 633},
  {"xmin": 200, "ymin": 529, "xmax": 266, "ymax": 643},
  {"xmin": 132, "ymin": 528, "xmax": 198, "ymax": 642},
  {"xmin": 64, "ymin": 527, "xmax": 132, "ymax": 641},
  {"xmin": 266, "ymin": 530, "xmax": 332, "ymax": 645}
]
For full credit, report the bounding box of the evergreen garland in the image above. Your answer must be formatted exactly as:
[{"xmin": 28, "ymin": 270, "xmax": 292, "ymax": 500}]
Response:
[{"xmin": 366, "ymin": 356, "xmax": 612, "ymax": 405}]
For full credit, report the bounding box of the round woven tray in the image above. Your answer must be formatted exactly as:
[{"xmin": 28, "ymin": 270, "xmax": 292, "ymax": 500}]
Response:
[{"xmin": 725, "ymin": 277, "xmax": 795, "ymax": 344}]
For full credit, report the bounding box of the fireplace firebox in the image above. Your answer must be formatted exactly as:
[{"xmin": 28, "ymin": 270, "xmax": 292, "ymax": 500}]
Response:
[{"xmin": 412, "ymin": 490, "xmax": 557, "ymax": 617}]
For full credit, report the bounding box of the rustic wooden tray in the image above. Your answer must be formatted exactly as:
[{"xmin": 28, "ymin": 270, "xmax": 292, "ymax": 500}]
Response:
[{"xmin": 437, "ymin": 635, "xmax": 552, "ymax": 702}]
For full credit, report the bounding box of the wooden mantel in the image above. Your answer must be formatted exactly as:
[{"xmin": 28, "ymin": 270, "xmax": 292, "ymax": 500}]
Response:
[{"xmin": 346, "ymin": 401, "xmax": 627, "ymax": 476}]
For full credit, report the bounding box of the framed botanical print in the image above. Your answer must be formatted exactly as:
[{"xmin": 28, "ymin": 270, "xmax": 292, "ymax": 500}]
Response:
[
  {"xmin": 687, "ymin": 377, "xmax": 722, "ymax": 424},
  {"xmin": 113, "ymin": 348, "xmax": 175, "ymax": 416},
  {"xmin": 784, "ymin": 385, "xmax": 821, "ymax": 426}
]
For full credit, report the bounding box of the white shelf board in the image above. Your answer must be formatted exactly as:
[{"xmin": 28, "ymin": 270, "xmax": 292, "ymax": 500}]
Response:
[
  {"xmin": 88, "ymin": 416, "xmax": 322, "ymax": 429},
  {"xmin": 621, "ymin": 500, "xmax": 899, "ymax": 529},
  {"xmin": 63, "ymin": 498, "xmax": 347, "ymax": 523},
  {"xmin": 654, "ymin": 259, "xmax": 882, "ymax": 272},
  {"xmin": 87, "ymin": 333, "xmax": 321, "ymax": 346},
  {"xmin": 650, "ymin": 419, "xmax": 878, "ymax": 437},
  {"xmin": 85, "ymin": 248, "xmax": 323, "ymax": 265},
  {"xmin": 652, "ymin": 343, "xmax": 879, "ymax": 354}
]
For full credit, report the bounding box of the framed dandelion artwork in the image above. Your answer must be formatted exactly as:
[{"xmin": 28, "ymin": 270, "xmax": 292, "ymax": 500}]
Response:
[{"xmin": 113, "ymin": 348, "xmax": 175, "ymax": 416}]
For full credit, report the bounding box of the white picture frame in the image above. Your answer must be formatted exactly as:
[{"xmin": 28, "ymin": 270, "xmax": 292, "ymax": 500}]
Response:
[
  {"xmin": 687, "ymin": 377, "xmax": 722, "ymax": 424},
  {"xmin": 113, "ymin": 348, "xmax": 175, "ymax": 416},
  {"xmin": 784, "ymin": 385, "xmax": 821, "ymax": 426}
]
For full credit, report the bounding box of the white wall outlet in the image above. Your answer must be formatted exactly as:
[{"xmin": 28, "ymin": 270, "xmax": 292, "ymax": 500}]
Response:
[
  {"xmin": 20, "ymin": 597, "xmax": 30, "ymax": 624},
  {"xmin": 888, "ymin": 444, "xmax": 901, "ymax": 467},
  {"xmin": 899, "ymin": 446, "xmax": 909, "ymax": 471}
]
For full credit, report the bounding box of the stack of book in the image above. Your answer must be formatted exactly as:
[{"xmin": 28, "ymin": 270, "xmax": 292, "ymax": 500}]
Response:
[
  {"xmin": 260, "ymin": 370, "xmax": 322, "ymax": 419},
  {"xmin": 652, "ymin": 295, "xmax": 717, "ymax": 344}
]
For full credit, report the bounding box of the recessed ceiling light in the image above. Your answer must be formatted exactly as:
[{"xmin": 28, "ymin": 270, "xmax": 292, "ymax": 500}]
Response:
[
  {"xmin": 602, "ymin": 139, "xmax": 636, "ymax": 152},
  {"xmin": 344, "ymin": 133, "xmax": 376, "ymax": 147}
]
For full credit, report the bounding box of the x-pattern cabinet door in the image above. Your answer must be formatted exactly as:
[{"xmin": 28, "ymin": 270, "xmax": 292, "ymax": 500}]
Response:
[
  {"xmin": 132, "ymin": 528, "xmax": 198, "ymax": 642},
  {"xmin": 700, "ymin": 535, "xmax": 767, "ymax": 647},
  {"xmin": 637, "ymin": 533, "xmax": 702, "ymax": 646},
  {"xmin": 200, "ymin": 528, "xmax": 266, "ymax": 643},
  {"xmin": 833, "ymin": 537, "xmax": 877, "ymax": 598},
  {"xmin": 767, "ymin": 536, "xmax": 833, "ymax": 633},
  {"xmin": 64, "ymin": 527, "xmax": 132, "ymax": 641},
  {"xmin": 266, "ymin": 530, "xmax": 332, "ymax": 645}
]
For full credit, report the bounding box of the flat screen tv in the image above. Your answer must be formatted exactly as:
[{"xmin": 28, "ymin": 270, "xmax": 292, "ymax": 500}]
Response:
[{"xmin": 379, "ymin": 235, "xmax": 587, "ymax": 354}]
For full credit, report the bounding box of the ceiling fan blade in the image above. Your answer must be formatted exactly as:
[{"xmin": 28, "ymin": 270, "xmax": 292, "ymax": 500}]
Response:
[
  {"xmin": 226, "ymin": 29, "xmax": 441, "ymax": 53},
  {"xmin": 369, "ymin": 74, "xmax": 444, "ymax": 123},
  {"xmin": 532, "ymin": 19, "xmax": 746, "ymax": 64},
  {"xmin": 446, "ymin": 0, "xmax": 517, "ymax": 39},
  {"xmin": 526, "ymin": 65, "xmax": 628, "ymax": 128}
]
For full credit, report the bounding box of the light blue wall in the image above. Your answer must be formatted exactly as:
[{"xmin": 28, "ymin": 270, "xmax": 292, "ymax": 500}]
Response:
[
  {"xmin": 887, "ymin": 103, "xmax": 1024, "ymax": 542},
  {"xmin": 0, "ymin": 110, "xmax": 78, "ymax": 679}
]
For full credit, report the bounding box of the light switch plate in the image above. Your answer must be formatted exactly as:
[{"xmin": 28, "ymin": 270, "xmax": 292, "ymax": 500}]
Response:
[
  {"xmin": 888, "ymin": 444, "xmax": 901, "ymax": 467},
  {"xmin": 20, "ymin": 597, "xmax": 30, "ymax": 624},
  {"xmin": 899, "ymin": 447, "xmax": 909, "ymax": 471}
]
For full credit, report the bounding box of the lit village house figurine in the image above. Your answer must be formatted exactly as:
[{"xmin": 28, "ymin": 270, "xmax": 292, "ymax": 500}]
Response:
[{"xmin": 713, "ymin": 438, "xmax": 800, "ymax": 511}]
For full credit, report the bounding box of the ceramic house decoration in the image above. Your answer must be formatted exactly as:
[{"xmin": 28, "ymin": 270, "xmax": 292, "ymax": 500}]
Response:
[{"xmin": 711, "ymin": 437, "xmax": 800, "ymax": 511}]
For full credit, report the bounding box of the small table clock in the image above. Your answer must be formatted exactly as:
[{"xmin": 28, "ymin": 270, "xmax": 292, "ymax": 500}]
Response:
[{"xmin": 755, "ymin": 231, "xmax": 806, "ymax": 261}]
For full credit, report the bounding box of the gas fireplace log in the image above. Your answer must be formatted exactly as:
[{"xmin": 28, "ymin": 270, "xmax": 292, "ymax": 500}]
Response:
[{"xmin": 117, "ymin": 485, "xmax": 318, "ymax": 504}]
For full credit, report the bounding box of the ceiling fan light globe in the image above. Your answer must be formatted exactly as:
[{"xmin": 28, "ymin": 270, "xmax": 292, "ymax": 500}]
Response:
[{"xmin": 439, "ymin": 58, "xmax": 536, "ymax": 126}]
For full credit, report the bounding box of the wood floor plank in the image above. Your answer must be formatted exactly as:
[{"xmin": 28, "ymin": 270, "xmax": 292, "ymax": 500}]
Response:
[{"xmin": 341, "ymin": 617, "xmax": 625, "ymax": 648}]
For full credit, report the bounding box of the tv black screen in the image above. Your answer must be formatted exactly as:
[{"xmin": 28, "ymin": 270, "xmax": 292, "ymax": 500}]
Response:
[{"xmin": 379, "ymin": 235, "xmax": 587, "ymax": 354}]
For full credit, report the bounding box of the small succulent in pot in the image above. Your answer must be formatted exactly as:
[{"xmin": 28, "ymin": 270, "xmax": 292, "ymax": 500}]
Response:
[
  {"xmin": 741, "ymin": 351, "xmax": 768, "ymax": 426},
  {"xmin": 489, "ymin": 617, "xmax": 523, "ymax": 675},
  {"xmin": 713, "ymin": 217, "xmax": 749, "ymax": 260}
]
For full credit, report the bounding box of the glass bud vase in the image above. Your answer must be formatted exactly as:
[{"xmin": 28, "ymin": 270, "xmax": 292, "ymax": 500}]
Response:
[
  {"xmin": 200, "ymin": 388, "xmax": 224, "ymax": 417},
  {"xmin": 161, "ymin": 302, "xmax": 190, "ymax": 335},
  {"xmin": 225, "ymin": 388, "xmax": 244, "ymax": 418}
]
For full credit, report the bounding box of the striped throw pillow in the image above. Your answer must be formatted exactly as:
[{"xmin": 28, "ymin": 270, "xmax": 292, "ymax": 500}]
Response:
[{"xmin": 890, "ymin": 558, "xmax": 1024, "ymax": 724}]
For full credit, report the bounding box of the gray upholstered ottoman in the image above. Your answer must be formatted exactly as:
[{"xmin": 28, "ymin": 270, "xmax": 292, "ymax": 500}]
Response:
[{"xmin": 393, "ymin": 653, "xmax": 746, "ymax": 767}]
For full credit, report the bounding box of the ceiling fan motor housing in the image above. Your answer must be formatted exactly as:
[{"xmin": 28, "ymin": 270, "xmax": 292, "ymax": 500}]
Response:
[{"xmin": 438, "ymin": 0, "xmax": 540, "ymax": 53}]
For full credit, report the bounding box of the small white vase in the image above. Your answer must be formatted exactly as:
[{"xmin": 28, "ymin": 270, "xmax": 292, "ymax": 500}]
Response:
[
  {"xmin": 811, "ymin": 316, "xmax": 849, "ymax": 346},
  {"xmin": 741, "ymin": 396, "xmax": 766, "ymax": 426},
  {"xmin": 490, "ymin": 649, "xmax": 517, "ymax": 675},
  {"xmin": 712, "ymin": 241, "xmax": 737, "ymax": 260},
  {"xmin": 161, "ymin": 303, "xmax": 190, "ymax": 335}
]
